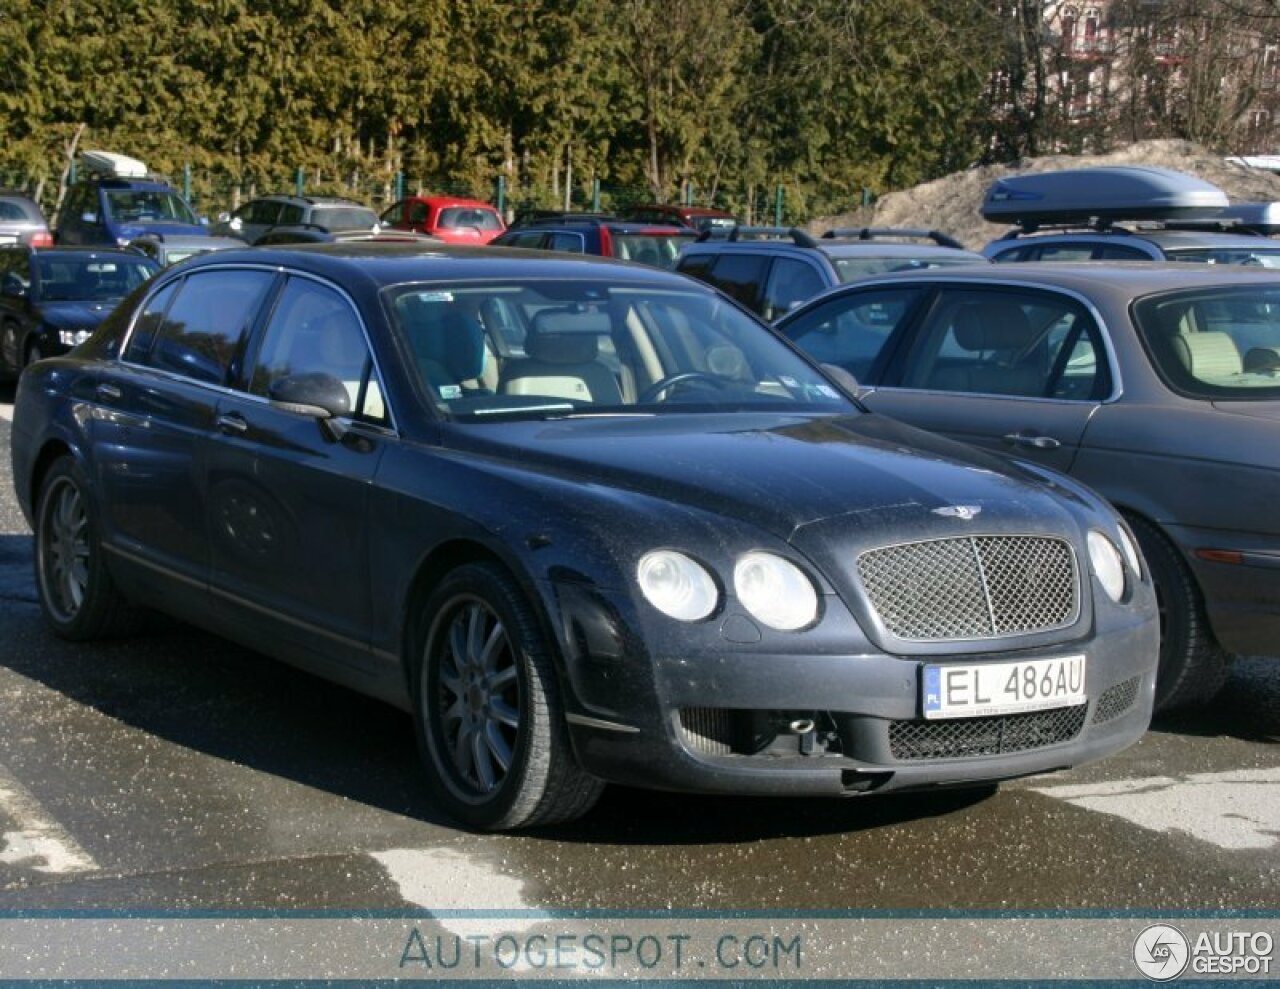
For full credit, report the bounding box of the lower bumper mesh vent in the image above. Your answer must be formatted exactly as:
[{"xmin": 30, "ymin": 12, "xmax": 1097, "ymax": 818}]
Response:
[
  {"xmin": 1092, "ymin": 676, "xmax": 1141, "ymax": 723},
  {"xmin": 889, "ymin": 705, "xmax": 1088, "ymax": 761}
]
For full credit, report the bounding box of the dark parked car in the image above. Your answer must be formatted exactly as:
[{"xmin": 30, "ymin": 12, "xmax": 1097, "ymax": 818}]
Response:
[
  {"xmin": 128, "ymin": 233, "xmax": 245, "ymax": 267},
  {"xmin": 251, "ymin": 227, "xmax": 440, "ymax": 246},
  {"xmin": 10, "ymin": 245, "xmax": 1157, "ymax": 829},
  {"xmin": 776, "ymin": 262, "xmax": 1280, "ymax": 711},
  {"xmin": 0, "ymin": 193, "xmax": 53, "ymax": 248},
  {"xmin": 492, "ymin": 213, "xmax": 695, "ymax": 268},
  {"xmin": 212, "ymin": 195, "xmax": 381, "ymax": 245},
  {"xmin": 0, "ymin": 246, "xmax": 158, "ymax": 377},
  {"xmin": 677, "ymin": 228, "xmax": 987, "ymax": 321},
  {"xmin": 617, "ymin": 204, "xmax": 738, "ymax": 233}
]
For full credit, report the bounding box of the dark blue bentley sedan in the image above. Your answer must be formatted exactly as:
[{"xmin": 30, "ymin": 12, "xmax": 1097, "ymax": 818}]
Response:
[{"xmin": 9, "ymin": 244, "xmax": 1158, "ymax": 829}]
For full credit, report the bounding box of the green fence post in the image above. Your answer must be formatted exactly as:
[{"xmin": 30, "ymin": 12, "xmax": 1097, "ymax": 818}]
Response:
[
  {"xmin": 295, "ymin": 167, "xmax": 305, "ymax": 197},
  {"xmin": 685, "ymin": 182, "xmax": 694, "ymax": 206},
  {"xmin": 774, "ymin": 184, "xmax": 784, "ymax": 226},
  {"xmin": 395, "ymin": 171, "xmax": 405, "ymax": 200},
  {"xmin": 69, "ymin": 162, "xmax": 77, "ymax": 185},
  {"xmin": 496, "ymin": 175, "xmax": 506, "ymax": 215},
  {"xmin": 591, "ymin": 178, "xmax": 601, "ymax": 212},
  {"xmin": 862, "ymin": 186, "xmax": 872, "ymax": 207},
  {"xmin": 183, "ymin": 163, "xmax": 192, "ymax": 203}
]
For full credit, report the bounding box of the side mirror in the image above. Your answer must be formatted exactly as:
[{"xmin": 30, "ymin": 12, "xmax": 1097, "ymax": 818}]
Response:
[
  {"xmin": 268, "ymin": 372, "xmax": 351, "ymax": 419},
  {"xmin": 820, "ymin": 363, "xmax": 863, "ymax": 399},
  {"xmin": 2, "ymin": 277, "xmax": 27, "ymax": 299},
  {"xmin": 229, "ymin": 217, "xmax": 243, "ymax": 231},
  {"xmin": 267, "ymin": 372, "xmax": 355, "ymax": 441},
  {"xmin": 216, "ymin": 211, "xmax": 231, "ymax": 223}
]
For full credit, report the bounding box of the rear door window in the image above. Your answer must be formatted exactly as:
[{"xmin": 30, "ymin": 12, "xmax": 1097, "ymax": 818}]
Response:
[
  {"xmin": 142, "ymin": 270, "xmax": 275, "ymax": 384},
  {"xmin": 705, "ymin": 254, "xmax": 768, "ymax": 313}
]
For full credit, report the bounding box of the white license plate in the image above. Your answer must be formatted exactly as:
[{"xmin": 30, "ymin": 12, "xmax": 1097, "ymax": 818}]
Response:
[{"xmin": 922, "ymin": 654, "xmax": 1086, "ymax": 719}]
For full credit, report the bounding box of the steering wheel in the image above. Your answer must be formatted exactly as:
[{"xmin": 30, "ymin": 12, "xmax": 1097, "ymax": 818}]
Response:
[{"xmin": 638, "ymin": 371, "xmax": 730, "ymax": 403}]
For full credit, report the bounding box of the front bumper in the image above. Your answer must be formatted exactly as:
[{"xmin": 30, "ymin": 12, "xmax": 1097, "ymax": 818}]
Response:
[{"xmin": 545, "ymin": 579, "xmax": 1158, "ymax": 797}]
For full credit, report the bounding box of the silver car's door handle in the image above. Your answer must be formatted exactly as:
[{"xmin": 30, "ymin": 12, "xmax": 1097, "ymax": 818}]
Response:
[
  {"xmin": 96, "ymin": 382, "xmax": 122, "ymax": 401},
  {"xmin": 1002, "ymin": 431, "xmax": 1061, "ymax": 450},
  {"xmin": 215, "ymin": 412, "xmax": 249, "ymax": 434}
]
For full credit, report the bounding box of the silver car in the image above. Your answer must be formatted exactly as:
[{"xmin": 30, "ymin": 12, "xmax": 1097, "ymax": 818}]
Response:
[
  {"xmin": 777, "ymin": 262, "xmax": 1280, "ymax": 712},
  {"xmin": 0, "ymin": 193, "xmax": 52, "ymax": 247}
]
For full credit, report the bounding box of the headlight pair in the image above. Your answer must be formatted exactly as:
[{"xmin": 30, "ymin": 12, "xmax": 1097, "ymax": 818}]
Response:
[
  {"xmin": 1087, "ymin": 525, "xmax": 1143, "ymax": 603},
  {"xmin": 57, "ymin": 328, "xmax": 92, "ymax": 347},
  {"xmin": 637, "ymin": 550, "xmax": 818, "ymax": 630}
]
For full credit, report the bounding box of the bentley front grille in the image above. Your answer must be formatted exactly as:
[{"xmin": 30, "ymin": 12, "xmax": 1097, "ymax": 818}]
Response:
[{"xmin": 857, "ymin": 535, "xmax": 1079, "ymax": 641}]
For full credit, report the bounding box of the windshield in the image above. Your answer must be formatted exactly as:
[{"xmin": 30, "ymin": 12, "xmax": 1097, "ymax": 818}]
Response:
[
  {"xmin": 36, "ymin": 256, "xmax": 156, "ymax": 301},
  {"xmin": 313, "ymin": 206, "xmax": 379, "ymax": 231},
  {"xmin": 612, "ymin": 233, "xmax": 695, "ymax": 269},
  {"xmin": 386, "ymin": 279, "xmax": 853, "ymax": 420},
  {"xmin": 833, "ymin": 255, "xmax": 983, "ymax": 282},
  {"xmin": 104, "ymin": 189, "xmax": 198, "ymax": 225},
  {"xmin": 1164, "ymin": 247, "xmax": 1280, "ymax": 268},
  {"xmin": 1133, "ymin": 285, "xmax": 1280, "ymax": 399}
]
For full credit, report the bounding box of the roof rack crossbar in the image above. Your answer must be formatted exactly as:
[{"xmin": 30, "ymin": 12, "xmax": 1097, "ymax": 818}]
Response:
[
  {"xmin": 821, "ymin": 227, "xmax": 963, "ymax": 249},
  {"xmin": 720, "ymin": 225, "xmax": 817, "ymax": 247}
]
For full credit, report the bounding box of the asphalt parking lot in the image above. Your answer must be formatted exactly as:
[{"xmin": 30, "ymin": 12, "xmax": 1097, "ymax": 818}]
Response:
[{"xmin": 0, "ymin": 385, "xmax": 1277, "ymax": 913}]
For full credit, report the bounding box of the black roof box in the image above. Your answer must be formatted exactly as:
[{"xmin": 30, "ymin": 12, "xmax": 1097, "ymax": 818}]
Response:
[{"xmin": 982, "ymin": 166, "xmax": 1229, "ymax": 228}]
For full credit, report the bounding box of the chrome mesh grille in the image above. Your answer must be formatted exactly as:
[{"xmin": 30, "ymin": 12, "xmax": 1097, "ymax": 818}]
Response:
[
  {"xmin": 857, "ymin": 536, "xmax": 1078, "ymax": 641},
  {"xmin": 1092, "ymin": 676, "xmax": 1141, "ymax": 723},
  {"xmin": 889, "ymin": 705, "xmax": 1088, "ymax": 761}
]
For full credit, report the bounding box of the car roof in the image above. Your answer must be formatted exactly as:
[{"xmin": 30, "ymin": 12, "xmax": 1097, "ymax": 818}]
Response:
[
  {"xmin": 12, "ymin": 245, "xmax": 148, "ymax": 259},
  {"xmin": 684, "ymin": 239, "xmax": 983, "ymax": 260},
  {"xmin": 822, "ymin": 260, "xmax": 1280, "ymax": 298},
  {"xmin": 400, "ymin": 195, "xmax": 500, "ymax": 210},
  {"xmin": 253, "ymin": 194, "xmax": 369, "ymax": 207},
  {"xmin": 176, "ymin": 243, "xmax": 703, "ymax": 288},
  {"xmin": 987, "ymin": 227, "xmax": 1280, "ymax": 251}
]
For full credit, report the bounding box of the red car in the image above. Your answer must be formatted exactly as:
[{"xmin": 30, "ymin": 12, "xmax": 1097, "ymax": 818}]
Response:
[{"xmin": 379, "ymin": 195, "xmax": 506, "ymax": 245}]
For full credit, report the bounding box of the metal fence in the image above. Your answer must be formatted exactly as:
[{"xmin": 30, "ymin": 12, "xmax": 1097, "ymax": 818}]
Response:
[{"xmin": 1, "ymin": 159, "xmax": 874, "ymax": 227}]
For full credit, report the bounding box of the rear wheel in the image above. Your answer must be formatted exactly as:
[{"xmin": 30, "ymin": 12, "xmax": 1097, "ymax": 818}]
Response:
[
  {"xmin": 34, "ymin": 456, "xmax": 141, "ymax": 640},
  {"xmin": 413, "ymin": 562, "xmax": 604, "ymax": 830},
  {"xmin": 1125, "ymin": 514, "xmax": 1227, "ymax": 712}
]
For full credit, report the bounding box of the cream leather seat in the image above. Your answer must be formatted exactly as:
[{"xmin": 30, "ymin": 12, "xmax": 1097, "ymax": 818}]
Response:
[{"xmin": 499, "ymin": 309, "xmax": 623, "ymax": 404}]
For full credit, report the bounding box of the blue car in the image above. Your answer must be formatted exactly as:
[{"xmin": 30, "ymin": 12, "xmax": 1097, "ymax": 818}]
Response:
[{"xmin": 56, "ymin": 176, "xmax": 208, "ymax": 247}]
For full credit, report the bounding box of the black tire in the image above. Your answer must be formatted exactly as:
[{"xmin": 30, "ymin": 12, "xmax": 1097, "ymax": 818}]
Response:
[
  {"xmin": 1125, "ymin": 514, "xmax": 1227, "ymax": 712},
  {"xmin": 413, "ymin": 562, "xmax": 604, "ymax": 830},
  {"xmin": 1, "ymin": 321, "xmax": 20, "ymax": 379},
  {"xmin": 24, "ymin": 337, "xmax": 43, "ymax": 369},
  {"xmin": 34, "ymin": 456, "xmax": 142, "ymax": 640}
]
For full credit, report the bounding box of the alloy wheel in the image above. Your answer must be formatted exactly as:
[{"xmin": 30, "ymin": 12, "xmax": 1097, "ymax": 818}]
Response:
[{"xmin": 39, "ymin": 477, "xmax": 90, "ymax": 622}]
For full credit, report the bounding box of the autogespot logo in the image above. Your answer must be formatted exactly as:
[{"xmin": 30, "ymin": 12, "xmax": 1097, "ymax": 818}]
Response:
[{"xmin": 1134, "ymin": 924, "xmax": 1191, "ymax": 982}]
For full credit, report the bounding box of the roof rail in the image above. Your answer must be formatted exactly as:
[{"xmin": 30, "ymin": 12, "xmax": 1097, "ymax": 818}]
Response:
[
  {"xmin": 695, "ymin": 225, "xmax": 817, "ymax": 247},
  {"xmin": 821, "ymin": 227, "xmax": 964, "ymax": 249},
  {"xmin": 509, "ymin": 210, "xmax": 616, "ymax": 228}
]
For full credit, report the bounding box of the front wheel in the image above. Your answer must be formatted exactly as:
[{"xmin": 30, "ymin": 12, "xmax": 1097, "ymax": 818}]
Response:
[
  {"xmin": 34, "ymin": 456, "xmax": 141, "ymax": 640},
  {"xmin": 413, "ymin": 562, "xmax": 604, "ymax": 830}
]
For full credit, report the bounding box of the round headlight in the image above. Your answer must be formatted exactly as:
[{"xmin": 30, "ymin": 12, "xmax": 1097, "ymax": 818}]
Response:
[
  {"xmin": 1116, "ymin": 523, "xmax": 1142, "ymax": 579},
  {"xmin": 733, "ymin": 552, "xmax": 819, "ymax": 631},
  {"xmin": 637, "ymin": 550, "xmax": 718, "ymax": 622},
  {"xmin": 1087, "ymin": 530, "xmax": 1126, "ymax": 603}
]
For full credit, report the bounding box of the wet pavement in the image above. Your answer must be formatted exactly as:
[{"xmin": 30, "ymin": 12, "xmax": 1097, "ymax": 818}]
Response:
[{"xmin": 0, "ymin": 387, "xmax": 1277, "ymax": 914}]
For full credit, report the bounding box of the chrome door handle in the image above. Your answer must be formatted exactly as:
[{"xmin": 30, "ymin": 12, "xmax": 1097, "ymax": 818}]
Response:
[
  {"xmin": 95, "ymin": 383, "xmax": 122, "ymax": 401},
  {"xmin": 1002, "ymin": 431, "xmax": 1061, "ymax": 450},
  {"xmin": 215, "ymin": 413, "xmax": 248, "ymax": 434}
]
